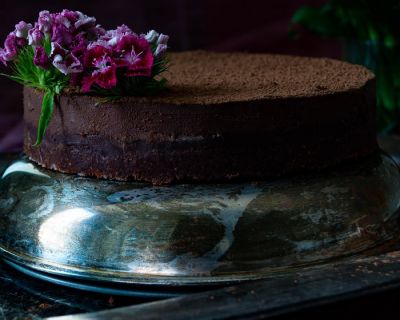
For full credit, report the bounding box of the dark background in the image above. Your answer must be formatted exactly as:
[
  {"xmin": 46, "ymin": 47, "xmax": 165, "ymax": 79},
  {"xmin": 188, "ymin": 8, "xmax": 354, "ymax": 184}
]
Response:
[{"xmin": 0, "ymin": 0, "xmax": 340, "ymax": 152}]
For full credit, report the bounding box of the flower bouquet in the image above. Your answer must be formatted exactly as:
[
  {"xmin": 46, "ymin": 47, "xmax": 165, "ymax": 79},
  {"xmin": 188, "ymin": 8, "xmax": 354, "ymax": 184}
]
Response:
[{"xmin": 0, "ymin": 9, "xmax": 169, "ymax": 145}]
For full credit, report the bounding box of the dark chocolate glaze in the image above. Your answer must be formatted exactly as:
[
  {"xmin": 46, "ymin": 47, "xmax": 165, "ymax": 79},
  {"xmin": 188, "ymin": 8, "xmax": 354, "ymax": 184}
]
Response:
[{"xmin": 24, "ymin": 52, "xmax": 377, "ymax": 184}]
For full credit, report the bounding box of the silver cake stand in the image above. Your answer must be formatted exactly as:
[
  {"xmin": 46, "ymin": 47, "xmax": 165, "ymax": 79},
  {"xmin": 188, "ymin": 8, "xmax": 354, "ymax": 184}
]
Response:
[{"xmin": 0, "ymin": 151, "xmax": 399, "ymax": 297}]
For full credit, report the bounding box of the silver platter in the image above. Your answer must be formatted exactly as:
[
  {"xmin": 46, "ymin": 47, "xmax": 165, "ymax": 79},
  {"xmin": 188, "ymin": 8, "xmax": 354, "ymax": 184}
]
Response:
[{"xmin": 0, "ymin": 153, "xmax": 399, "ymax": 287}]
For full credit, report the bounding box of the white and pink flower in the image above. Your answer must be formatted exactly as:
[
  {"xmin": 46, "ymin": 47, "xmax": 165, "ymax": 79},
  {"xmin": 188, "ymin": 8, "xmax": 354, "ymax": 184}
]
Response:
[{"xmin": 15, "ymin": 21, "xmax": 33, "ymax": 39}]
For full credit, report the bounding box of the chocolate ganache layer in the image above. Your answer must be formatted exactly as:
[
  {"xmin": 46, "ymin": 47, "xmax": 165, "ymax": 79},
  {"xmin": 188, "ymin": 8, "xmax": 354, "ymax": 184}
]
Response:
[{"xmin": 24, "ymin": 51, "xmax": 377, "ymax": 184}]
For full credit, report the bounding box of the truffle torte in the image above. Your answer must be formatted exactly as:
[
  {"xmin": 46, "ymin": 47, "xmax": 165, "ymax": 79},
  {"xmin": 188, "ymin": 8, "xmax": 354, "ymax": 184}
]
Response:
[{"xmin": 24, "ymin": 51, "xmax": 377, "ymax": 184}]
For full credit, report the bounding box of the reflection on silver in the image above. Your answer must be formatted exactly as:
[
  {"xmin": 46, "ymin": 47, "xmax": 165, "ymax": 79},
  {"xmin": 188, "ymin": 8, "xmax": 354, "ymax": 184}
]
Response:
[
  {"xmin": 39, "ymin": 208, "xmax": 95, "ymax": 261},
  {"xmin": 0, "ymin": 153, "xmax": 399, "ymax": 286},
  {"xmin": 2, "ymin": 161, "xmax": 49, "ymax": 179},
  {"xmin": 109, "ymin": 185, "xmax": 263, "ymax": 275}
]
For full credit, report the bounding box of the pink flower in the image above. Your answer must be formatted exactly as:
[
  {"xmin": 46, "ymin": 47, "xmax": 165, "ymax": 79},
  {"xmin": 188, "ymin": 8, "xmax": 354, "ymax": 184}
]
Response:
[
  {"xmin": 28, "ymin": 27, "xmax": 44, "ymax": 47},
  {"xmin": 82, "ymin": 45, "xmax": 117, "ymax": 91},
  {"xmin": 115, "ymin": 35, "xmax": 153, "ymax": 77},
  {"xmin": 51, "ymin": 43, "xmax": 83, "ymax": 75},
  {"xmin": 33, "ymin": 46, "xmax": 50, "ymax": 69},
  {"xmin": 15, "ymin": 21, "xmax": 33, "ymax": 39},
  {"xmin": 0, "ymin": 32, "xmax": 19, "ymax": 65}
]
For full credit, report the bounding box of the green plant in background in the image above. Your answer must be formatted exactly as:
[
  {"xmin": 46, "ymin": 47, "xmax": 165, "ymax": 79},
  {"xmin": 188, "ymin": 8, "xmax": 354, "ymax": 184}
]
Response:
[{"xmin": 291, "ymin": 0, "xmax": 400, "ymax": 133}]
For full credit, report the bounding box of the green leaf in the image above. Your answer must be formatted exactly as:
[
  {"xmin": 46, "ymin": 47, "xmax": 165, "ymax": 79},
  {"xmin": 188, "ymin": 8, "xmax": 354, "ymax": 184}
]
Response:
[
  {"xmin": 0, "ymin": 42, "xmax": 70, "ymax": 145},
  {"xmin": 33, "ymin": 90, "xmax": 55, "ymax": 147},
  {"xmin": 291, "ymin": 5, "xmax": 343, "ymax": 38},
  {"xmin": 291, "ymin": 1, "xmax": 400, "ymax": 41}
]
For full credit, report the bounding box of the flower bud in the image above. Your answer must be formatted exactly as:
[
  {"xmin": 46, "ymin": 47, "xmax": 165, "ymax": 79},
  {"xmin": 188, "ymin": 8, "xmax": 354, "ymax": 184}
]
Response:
[{"xmin": 145, "ymin": 30, "xmax": 159, "ymax": 43}]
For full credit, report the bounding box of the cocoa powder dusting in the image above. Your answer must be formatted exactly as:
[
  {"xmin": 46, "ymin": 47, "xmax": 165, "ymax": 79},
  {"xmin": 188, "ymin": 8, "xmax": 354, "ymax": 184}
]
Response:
[{"xmin": 151, "ymin": 51, "xmax": 374, "ymax": 104}]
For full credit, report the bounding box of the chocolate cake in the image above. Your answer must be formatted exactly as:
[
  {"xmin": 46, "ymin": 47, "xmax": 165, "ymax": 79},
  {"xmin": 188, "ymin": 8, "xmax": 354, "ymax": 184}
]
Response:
[{"xmin": 24, "ymin": 51, "xmax": 377, "ymax": 184}]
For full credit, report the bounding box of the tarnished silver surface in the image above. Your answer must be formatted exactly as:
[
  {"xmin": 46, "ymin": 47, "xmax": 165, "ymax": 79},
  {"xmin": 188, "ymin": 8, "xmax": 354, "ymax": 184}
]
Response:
[{"xmin": 0, "ymin": 153, "xmax": 399, "ymax": 286}]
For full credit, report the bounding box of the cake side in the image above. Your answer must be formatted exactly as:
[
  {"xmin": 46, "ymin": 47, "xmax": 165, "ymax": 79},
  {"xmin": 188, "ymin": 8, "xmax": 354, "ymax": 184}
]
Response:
[{"xmin": 23, "ymin": 52, "xmax": 378, "ymax": 184}]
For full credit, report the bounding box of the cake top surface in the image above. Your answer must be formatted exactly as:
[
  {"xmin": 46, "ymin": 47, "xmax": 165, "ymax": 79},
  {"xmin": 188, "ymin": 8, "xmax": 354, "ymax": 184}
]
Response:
[
  {"xmin": 72, "ymin": 51, "xmax": 375, "ymax": 105},
  {"xmin": 163, "ymin": 51, "xmax": 374, "ymax": 104}
]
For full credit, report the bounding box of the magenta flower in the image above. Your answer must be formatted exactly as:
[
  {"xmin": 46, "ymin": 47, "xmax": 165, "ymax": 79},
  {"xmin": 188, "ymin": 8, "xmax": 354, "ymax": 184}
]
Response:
[
  {"xmin": 38, "ymin": 10, "xmax": 53, "ymax": 35},
  {"xmin": 33, "ymin": 47, "xmax": 50, "ymax": 69},
  {"xmin": 82, "ymin": 45, "xmax": 117, "ymax": 91},
  {"xmin": 51, "ymin": 43, "xmax": 83, "ymax": 75},
  {"xmin": 28, "ymin": 27, "xmax": 44, "ymax": 47},
  {"xmin": 15, "ymin": 21, "xmax": 33, "ymax": 39},
  {"xmin": 115, "ymin": 35, "xmax": 153, "ymax": 77}
]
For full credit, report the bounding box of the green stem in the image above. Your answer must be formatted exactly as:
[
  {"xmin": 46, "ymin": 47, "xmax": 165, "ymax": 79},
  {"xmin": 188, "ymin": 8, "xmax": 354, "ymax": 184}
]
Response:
[{"xmin": 33, "ymin": 90, "xmax": 56, "ymax": 147}]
